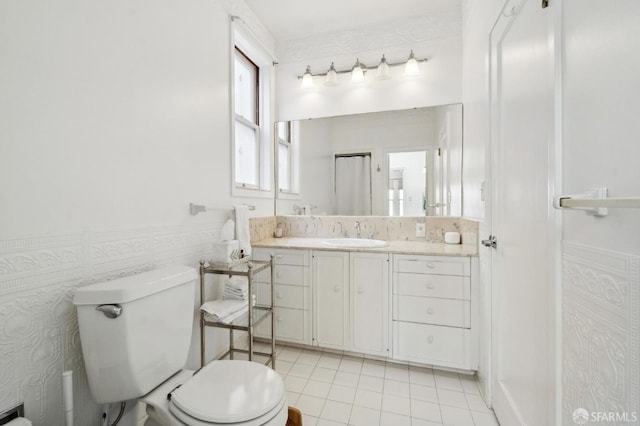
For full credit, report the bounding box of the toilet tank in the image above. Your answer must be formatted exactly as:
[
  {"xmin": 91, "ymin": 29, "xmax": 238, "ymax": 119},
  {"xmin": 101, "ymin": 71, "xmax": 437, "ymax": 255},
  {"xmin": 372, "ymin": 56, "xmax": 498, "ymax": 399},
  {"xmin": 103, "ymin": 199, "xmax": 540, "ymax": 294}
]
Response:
[{"xmin": 73, "ymin": 266, "xmax": 197, "ymax": 404}]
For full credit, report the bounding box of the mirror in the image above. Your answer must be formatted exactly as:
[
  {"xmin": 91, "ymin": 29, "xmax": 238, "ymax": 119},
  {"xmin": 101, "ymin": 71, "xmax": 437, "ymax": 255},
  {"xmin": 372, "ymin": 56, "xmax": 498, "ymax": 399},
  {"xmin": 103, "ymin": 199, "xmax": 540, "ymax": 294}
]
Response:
[{"xmin": 275, "ymin": 104, "xmax": 462, "ymax": 216}]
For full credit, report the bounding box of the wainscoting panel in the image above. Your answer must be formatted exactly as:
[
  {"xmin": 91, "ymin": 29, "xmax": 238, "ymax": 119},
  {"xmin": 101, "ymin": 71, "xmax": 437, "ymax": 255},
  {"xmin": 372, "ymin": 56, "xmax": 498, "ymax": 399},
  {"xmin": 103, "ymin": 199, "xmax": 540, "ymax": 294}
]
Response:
[
  {"xmin": 562, "ymin": 241, "xmax": 639, "ymax": 424},
  {"xmin": 0, "ymin": 217, "xmax": 227, "ymax": 426}
]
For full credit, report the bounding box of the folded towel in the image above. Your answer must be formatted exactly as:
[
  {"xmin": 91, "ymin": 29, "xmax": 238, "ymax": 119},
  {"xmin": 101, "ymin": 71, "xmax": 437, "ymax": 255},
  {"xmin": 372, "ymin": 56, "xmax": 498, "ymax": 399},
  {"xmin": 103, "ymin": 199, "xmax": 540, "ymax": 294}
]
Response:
[
  {"xmin": 200, "ymin": 299, "xmax": 246, "ymax": 321},
  {"xmin": 225, "ymin": 276, "xmax": 248, "ymax": 292},
  {"xmin": 223, "ymin": 288, "xmax": 248, "ymax": 300},
  {"xmin": 215, "ymin": 306, "xmax": 248, "ymax": 324}
]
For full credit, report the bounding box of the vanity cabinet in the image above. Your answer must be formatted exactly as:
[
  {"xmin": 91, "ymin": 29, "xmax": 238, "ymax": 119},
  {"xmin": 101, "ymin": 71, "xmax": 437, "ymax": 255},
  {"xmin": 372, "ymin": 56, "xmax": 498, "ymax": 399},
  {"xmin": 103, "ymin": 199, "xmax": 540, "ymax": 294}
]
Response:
[
  {"xmin": 312, "ymin": 250, "xmax": 390, "ymax": 356},
  {"xmin": 252, "ymin": 248, "xmax": 312, "ymax": 345},
  {"xmin": 392, "ymin": 254, "xmax": 477, "ymax": 370},
  {"xmin": 311, "ymin": 251, "xmax": 350, "ymax": 350}
]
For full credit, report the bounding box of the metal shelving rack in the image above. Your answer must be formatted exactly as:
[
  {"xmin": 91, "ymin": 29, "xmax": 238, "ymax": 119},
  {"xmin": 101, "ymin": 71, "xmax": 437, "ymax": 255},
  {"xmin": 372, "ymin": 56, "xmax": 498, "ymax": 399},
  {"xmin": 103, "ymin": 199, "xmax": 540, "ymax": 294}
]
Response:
[{"xmin": 199, "ymin": 255, "xmax": 275, "ymax": 369}]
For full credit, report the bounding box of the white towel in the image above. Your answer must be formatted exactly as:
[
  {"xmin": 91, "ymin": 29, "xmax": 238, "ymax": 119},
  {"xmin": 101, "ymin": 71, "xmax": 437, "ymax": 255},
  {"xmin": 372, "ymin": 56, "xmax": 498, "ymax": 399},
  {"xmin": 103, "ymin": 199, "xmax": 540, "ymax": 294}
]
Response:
[
  {"xmin": 200, "ymin": 299, "xmax": 246, "ymax": 321},
  {"xmin": 234, "ymin": 204, "xmax": 252, "ymax": 256},
  {"xmin": 216, "ymin": 306, "xmax": 248, "ymax": 324}
]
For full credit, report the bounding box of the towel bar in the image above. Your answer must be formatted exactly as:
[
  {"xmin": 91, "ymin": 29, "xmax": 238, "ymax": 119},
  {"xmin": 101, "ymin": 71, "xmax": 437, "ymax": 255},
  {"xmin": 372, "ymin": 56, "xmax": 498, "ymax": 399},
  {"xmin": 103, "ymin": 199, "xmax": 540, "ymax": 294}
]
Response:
[
  {"xmin": 553, "ymin": 187, "xmax": 640, "ymax": 217},
  {"xmin": 189, "ymin": 203, "xmax": 255, "ymax": 215}
]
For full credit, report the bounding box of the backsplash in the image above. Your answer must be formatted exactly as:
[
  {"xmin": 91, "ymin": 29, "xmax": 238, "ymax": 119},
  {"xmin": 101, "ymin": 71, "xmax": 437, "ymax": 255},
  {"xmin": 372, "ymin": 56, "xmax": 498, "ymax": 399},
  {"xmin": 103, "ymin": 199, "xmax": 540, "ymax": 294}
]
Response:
[
  {"xmin": 251, "ymin": 215, "xmax": 478, "ymax": 245},
  {"xmin": 0, "ymin": 218, "xmax": 228, "ymax": 426}
]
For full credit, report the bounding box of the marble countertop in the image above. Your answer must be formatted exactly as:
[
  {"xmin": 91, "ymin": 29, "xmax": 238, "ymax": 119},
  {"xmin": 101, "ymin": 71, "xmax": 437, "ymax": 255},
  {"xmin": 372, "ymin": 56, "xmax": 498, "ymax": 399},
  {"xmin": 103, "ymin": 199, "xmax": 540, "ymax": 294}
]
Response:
[{"xmin": 253, "ymin": 237, "xmax": 478, "ymax": 257}]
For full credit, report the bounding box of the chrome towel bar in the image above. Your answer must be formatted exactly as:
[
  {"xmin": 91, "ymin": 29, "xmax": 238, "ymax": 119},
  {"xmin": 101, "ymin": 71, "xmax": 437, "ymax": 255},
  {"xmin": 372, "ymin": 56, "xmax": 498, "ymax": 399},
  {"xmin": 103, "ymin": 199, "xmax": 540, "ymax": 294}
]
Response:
[{"xmin": 553, "ymin": 187, "xmax": 640, "ymax": 217}]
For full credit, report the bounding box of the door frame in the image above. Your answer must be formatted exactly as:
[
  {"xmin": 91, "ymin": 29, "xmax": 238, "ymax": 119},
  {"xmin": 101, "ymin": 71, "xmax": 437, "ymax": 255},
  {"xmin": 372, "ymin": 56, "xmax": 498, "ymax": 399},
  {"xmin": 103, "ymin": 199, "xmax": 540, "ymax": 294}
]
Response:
[{"xmin": 486, "ymin": 0, "xmax": 563, "ymax": 424}]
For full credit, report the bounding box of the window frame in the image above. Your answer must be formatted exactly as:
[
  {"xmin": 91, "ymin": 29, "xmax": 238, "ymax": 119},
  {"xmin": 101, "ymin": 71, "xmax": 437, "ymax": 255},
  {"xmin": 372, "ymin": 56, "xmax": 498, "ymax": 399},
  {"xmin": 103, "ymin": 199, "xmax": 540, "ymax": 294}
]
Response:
[
  {"xmin": 231, "ymin": 22, "xmax": 274, "ymax": 198},
  {"xmin": 275, "ymin": 120, "xmax": 301, "ymax": 199}
]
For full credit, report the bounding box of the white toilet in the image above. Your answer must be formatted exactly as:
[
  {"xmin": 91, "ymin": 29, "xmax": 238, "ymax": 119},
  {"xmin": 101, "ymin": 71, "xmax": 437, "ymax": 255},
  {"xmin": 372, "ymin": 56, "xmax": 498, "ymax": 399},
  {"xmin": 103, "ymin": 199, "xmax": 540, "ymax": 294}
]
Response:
[{"xmin": 73, "ymin": 266, "xmax": 287, "ymax": 426}]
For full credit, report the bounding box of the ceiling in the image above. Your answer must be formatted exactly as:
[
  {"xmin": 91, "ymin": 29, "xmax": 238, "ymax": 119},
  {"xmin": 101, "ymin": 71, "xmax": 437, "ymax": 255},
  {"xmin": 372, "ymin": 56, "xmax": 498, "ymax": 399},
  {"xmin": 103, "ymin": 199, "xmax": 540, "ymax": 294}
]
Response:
[{"xmin": 244, "ymin": 0, "xmax": 462, "ymax": 43}]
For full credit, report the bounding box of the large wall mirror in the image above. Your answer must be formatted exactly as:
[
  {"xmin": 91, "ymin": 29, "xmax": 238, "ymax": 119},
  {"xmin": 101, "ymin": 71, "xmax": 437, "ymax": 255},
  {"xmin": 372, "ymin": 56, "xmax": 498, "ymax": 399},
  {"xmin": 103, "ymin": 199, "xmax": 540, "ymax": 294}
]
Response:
[{"xmin": 275, "ymin": 104, "xmax": 462, "ymax": 217}]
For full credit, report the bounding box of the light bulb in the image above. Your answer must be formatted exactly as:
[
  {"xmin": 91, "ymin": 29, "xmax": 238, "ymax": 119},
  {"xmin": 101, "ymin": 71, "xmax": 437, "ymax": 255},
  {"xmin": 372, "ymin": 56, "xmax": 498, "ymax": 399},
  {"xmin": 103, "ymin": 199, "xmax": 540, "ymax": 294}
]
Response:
[
  {"xmin": 325, "ymin": 62, "xmax": 338, "ymax": 86},
  {"xmin": 376, "ymin": 54, "xmax": 390, "ymax": 80},
  {"xmin": 301, "ymin": 65, "xmax": 314, "ymax": 88},
  {"xmin": 351, "ymin": 59, "xmax": 365, "ymax": 83},
  {"xmin": 405, "ymin": 50, "xmax": 419, "ymax": 76}
]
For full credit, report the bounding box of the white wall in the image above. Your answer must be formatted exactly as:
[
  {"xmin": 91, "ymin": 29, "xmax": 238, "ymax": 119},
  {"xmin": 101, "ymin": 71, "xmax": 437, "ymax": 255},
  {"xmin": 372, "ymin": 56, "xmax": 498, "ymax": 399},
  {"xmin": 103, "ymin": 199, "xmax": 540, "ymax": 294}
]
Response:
[{"xmin": 0, "ymin": 1, "xmax": 274, "ymax": 424}]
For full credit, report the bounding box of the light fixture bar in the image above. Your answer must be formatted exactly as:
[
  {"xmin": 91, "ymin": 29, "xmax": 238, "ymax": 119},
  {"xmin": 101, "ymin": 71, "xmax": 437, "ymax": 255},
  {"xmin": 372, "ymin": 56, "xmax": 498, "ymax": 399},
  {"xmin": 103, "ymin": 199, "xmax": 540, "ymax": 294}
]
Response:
[{"xmin": 296, "ymin": 53, "xmax": 427, "ymax": 79}]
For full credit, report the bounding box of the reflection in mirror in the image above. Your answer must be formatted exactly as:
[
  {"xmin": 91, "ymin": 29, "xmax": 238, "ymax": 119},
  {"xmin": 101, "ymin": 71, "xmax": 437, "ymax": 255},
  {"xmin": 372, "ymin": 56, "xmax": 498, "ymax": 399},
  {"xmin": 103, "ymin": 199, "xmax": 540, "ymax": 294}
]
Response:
[{"xmin": 275, "ymin": 104, "xmax": 462, "ymax": 216}]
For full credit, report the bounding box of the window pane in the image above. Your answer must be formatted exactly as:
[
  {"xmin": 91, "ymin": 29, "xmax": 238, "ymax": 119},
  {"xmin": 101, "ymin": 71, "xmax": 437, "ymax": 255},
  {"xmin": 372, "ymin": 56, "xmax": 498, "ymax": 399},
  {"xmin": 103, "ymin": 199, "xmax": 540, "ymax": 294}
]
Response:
[
  {"xmin": 235, "ymin": 121, "xmax": 258, "ymax": 186},
  {"xmin": 278, "ymin": 142, "xmax": 290, "ymax": 191},
  {"xmin": 234, "ymin": 49, "xmax": 257, "ymax": 123}
]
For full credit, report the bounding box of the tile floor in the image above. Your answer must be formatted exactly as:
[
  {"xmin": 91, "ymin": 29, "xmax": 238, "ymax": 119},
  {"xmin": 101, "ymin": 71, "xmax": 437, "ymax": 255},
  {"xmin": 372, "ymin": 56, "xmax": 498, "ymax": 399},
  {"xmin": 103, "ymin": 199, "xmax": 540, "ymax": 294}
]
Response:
[{"xmin": 243, "ymin": 342, "xmax": 500, "ymax": 426}]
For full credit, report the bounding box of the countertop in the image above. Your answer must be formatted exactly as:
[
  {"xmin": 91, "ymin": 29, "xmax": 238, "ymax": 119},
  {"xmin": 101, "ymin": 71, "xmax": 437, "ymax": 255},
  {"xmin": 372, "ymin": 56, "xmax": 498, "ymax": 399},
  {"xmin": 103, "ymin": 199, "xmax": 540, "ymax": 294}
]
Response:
[{"xmin": 253, "ymin": 237, "xmax": 478, "ymax": 257}]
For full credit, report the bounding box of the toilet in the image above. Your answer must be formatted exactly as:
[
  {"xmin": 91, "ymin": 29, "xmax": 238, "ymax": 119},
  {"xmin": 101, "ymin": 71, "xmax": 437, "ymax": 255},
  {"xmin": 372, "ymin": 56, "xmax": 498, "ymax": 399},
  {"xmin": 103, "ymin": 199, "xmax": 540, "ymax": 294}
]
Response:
[{"xmin": 73, "ymin": 266, "xmax": 287, "ymax": 426}]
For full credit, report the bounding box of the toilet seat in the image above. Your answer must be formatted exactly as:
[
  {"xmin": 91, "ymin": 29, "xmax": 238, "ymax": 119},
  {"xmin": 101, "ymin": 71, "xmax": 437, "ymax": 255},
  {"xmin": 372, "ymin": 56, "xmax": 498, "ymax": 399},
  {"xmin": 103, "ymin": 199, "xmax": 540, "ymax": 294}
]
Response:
[{"xmin": 167, "ymin": 360, "xmax": 286, "ymax": 425}]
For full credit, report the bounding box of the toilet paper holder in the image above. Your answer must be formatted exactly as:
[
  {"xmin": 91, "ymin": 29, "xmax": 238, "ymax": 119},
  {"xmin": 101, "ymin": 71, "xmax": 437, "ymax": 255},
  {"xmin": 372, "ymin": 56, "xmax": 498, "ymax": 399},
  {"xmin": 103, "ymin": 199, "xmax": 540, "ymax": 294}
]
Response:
[{"xmin": 0, "ymin": 403, "xmax": 24, "ymax": 425}]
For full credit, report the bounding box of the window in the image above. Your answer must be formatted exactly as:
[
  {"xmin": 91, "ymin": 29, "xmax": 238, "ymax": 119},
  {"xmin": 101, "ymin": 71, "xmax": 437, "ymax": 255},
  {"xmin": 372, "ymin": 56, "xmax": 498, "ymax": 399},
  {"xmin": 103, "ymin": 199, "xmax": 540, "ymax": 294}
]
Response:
[
  {"xmin": 232, "ymin": 22, "xmax": 273, "ymax": 195},
  {"xmin": 234, "ymin": 48, "xmax": 259, "ymax": 188}
]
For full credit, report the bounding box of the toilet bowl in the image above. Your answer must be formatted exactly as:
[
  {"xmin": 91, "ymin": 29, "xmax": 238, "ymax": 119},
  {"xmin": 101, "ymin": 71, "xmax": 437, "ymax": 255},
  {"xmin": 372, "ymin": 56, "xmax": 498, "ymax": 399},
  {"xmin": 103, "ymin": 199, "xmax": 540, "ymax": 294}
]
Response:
[{"xmin": 73, "ymin": 266, "xmax": 287, "ymax": 426}]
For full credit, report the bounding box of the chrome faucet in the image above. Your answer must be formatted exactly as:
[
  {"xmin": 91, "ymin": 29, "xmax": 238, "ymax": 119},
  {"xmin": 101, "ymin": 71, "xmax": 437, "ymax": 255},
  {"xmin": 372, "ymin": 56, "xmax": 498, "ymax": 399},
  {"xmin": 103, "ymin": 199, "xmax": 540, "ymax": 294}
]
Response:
[{"xmin": 354, "ymin": 221, "xmax": 361, "ymax": 239}]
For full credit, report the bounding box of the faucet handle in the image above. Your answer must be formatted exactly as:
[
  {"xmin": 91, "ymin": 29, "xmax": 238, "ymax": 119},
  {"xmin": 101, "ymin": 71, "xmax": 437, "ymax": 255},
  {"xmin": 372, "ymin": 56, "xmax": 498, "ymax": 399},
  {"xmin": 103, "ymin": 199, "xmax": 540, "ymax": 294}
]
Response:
[{"xmin": 368, "ymin": 232, "xmax": 377, "ymax": 239}]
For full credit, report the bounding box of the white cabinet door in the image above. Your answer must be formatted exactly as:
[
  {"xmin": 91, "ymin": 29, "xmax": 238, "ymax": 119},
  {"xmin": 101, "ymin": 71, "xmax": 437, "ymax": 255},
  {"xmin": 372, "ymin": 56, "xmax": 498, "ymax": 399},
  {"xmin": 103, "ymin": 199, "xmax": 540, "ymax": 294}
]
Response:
[
  {"xmin": 350, "ymin": 252, "xmax": 389, "ymax": 357},
  {"xmin": 312, "ymin": 250, "xmax": 349, "ymax": 350}
]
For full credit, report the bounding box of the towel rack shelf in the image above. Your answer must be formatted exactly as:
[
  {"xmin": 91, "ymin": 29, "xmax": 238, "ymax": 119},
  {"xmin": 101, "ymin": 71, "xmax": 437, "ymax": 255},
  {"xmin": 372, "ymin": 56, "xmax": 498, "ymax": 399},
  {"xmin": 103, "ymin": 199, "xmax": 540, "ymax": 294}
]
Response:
[
  {"xmin": 198, "ymin": 256, "xmax": 275, "ymax": 369},
  {"xmin": 553, "ymin": 187, "xmax": 640, "ymax": 217},
  {"xmin": 189, "ymin": 202, "xmax": 255, "ymax": 215}
]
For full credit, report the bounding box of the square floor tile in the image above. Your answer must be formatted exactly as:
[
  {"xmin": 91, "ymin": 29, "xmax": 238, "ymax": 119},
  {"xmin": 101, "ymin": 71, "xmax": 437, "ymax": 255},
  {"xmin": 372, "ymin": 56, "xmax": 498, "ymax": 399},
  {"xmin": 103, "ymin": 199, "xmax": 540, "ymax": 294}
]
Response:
[
  {"xmin": 380, "ymin": 411, "xmax": 411, "ymax": 426},
  {"xmin": 286, "ymin": 391, "xmax": 300, "ymax": 406},
  {"xmin": 320, "ymin": 400, "xmax": 352, "ymax": 423},
  {"xmin": 353, "ymin": 389, "xmax": 383, "ymax": 410},
  {"xmin": 338, "ymin": 357, "xmax": 363, "ymax": 374},
  {"xmin": 333, "ymin": 371, "xmax": 359, "ymax": 388},
  {"xmin": 302, "ymin": 414, "xmax": 318, "ymax": 426},
  {"xmin": 310, "ymin": 366, "xmax": 337, "ymax": 383},
  {"xmin": 316, "ymin": 419, "xmax": 347, "ymax": 426},
  {"xmin": 349, "ymin": 406, "xmax": 381, "ymax": 426},
  {"xmin": 410, "ymin": 383, "xmax": 439, "ymax": 403},
  {"xmin": 471, "ymin": 410, "xmax": 500, "ymax": 426},
  {"xmin": 289, "ymin": 363, "xmax": 315, "ymax": 378},
  {"xmin": 438, "ymin": 389, "xmax": 468, "ymax": 409},
  {"xmin": 381, "ymin": 394, "xmax": 411, "ymax": 416},
  {"xmin": 460, "ymin": 376, "xmax": 481, "ymax": 394},
  {"xmin": 434, "ymin": 372, "xmax": 463, "ymax": 392},
  {"xmin": 284, "ymin": 375, "xmax": 307, "ymax": 393},
  {"xmin": 440, "ymin": 405, "xmax": 474, "ymax": 426},
  {"xmin": 383, "ymin": 379, "xmax": 410, "ymax": 397},
  {"xmin": 303, "ymin": 379, "xmax": 331, "ymax": 399},
  {"xmin": 317, "ymin": 354, "xmax": 342, "ymax": 370},
  {"xmin": 278, "ymin": 347, "xmax": 302, "ymax": 363},
  {"xmin": 298, "ymin": 350, "xmax": 322, "ymax": 366},
  {"xmin": 385, "ymin": 364, "xmax": 409, "ymax": 382},
  {"xmin": 465, "ymin": 393, "xmax": 491, "ymax": 412},
  {"xmin": 409, "ymin": 366, "xmax": 436, "ymax": 387},
  {"xmin": 296, "ymin": 394, "xmax": 326, "ymax": 417},
  {"xmin": 275, "ymin": 360, "xmax": 293, "ymax": 376},
  {"xmin": 361, "ymin": 359, "xmax": 386, "ymax": 378},
  {"xmin": 411, "ymin": 399, "xmax": 442, "ymax": 422},
  {"xmin": 358, "ymin": 375, "xmax": 384, "ymax": 392},
  {"xmin": 327, "ymin": 384, "xmax": 356, "ymax": 404}
]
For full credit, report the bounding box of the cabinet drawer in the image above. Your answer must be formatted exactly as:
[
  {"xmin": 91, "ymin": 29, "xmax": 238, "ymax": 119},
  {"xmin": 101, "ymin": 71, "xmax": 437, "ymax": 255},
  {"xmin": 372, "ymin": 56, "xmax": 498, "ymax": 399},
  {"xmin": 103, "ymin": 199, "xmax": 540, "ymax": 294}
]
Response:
[
  {"xmin": 394, "ymin": 255, "xmax": 470, "ymax": 276},
  {"xmin": 252, "ymin": 248, "xmax": 310, "ymax": 266},
  {"xmin": 256, "ymin": 283, "xmax": 308, "ymax": 310},
  {"xmin": 394, "ymin": 273, "xmax": 470, "ymax": 300},
  {"xmin": 256, "ymin": 307, "xmax": 307, "ymax": 342},
  {"xmin": 393, "ymin": 321, "xmax": 470, "ymax": 368},
  {"xmin": 254, "ymin": 264, "xmax": 307, "ymax": 286},
  {"xmin": 394, "ymin": 296, "xmax": 470, "ymax": 328}
]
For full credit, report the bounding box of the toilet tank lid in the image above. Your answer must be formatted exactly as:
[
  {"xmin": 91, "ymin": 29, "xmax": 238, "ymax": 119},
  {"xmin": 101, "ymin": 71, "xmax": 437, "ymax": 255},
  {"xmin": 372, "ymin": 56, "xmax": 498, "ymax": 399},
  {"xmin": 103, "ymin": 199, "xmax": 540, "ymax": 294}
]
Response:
[{"xmin": 73, "ymin": 266, "xmax": 197, "ymax": 305}]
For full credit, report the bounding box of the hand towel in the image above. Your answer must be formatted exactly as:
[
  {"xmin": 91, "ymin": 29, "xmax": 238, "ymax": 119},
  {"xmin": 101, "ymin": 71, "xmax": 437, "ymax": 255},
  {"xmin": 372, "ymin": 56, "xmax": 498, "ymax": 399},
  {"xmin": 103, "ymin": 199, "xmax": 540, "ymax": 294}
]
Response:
[
  {"xmin": 234, "ymin": 204, "xmax": 252, "ymax": 256},
  {"xmin": 200, "ymin": 299, "xmax": 246, "ymax": 321}
]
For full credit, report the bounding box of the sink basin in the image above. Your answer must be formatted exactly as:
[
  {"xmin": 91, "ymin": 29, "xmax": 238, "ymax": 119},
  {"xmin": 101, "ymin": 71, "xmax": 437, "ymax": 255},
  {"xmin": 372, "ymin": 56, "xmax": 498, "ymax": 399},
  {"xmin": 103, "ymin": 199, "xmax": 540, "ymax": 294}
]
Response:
[{"xmin": 323, "ymin": 238, "xmax": 389, "ymax": 248}]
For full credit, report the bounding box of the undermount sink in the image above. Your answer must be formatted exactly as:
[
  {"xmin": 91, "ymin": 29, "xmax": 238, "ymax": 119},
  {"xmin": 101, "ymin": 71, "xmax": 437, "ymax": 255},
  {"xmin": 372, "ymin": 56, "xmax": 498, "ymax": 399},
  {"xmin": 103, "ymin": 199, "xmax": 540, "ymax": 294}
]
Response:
[{"xmin": 323, "ymin": 238, "xmax": 389, "ymax": 248}]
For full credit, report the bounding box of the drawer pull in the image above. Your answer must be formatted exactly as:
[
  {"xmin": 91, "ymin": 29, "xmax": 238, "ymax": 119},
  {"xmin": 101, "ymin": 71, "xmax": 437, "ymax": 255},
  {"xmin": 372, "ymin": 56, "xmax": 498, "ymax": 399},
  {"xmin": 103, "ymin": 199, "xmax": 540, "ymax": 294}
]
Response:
[
  {"xmin": 276, "ymin": 316, "xmax": 283, "ymax": 321},
  {"xmin": 333, "ymin": 285, "xmax": 341, "ymax": 293},
  {"xmin": 276, "ymin": 255, "xmax": 283, "ymax": 259},
  {"xmin": 276, "ymin": 271, "xmax": 282, "ymax": 279},
  {"xmin": 426, "ymin": 263, "xmax": 436, "ymax": 269},
  {"xmin": 357, "ymin": 287, "xmax": 364, "ymax": 294},
  {"xmin": 427, "ymin": 335, "xmax": 434, "ymax": 344},
  {"xmin": 426, "ymin": 284, "xmax": 435, "ymax": 290},
  {"xmin": 427, "ymin": 308, "xmax": 435, "ymax": 315},
  {"xmin": 276, "ymin": 291, "xmax": 282, "ymax": 299}
]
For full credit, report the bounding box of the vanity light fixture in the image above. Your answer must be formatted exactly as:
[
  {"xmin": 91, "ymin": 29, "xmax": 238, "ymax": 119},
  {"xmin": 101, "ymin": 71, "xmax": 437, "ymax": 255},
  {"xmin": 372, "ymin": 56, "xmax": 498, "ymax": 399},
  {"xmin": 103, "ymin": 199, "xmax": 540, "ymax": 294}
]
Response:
[
  {"xmin": 301, "ymin": 65, "xmax": 314, "ymax": 88},
  {"xmin": 297, "ymin": 50, "xmax": 427, "ymax": 87}
]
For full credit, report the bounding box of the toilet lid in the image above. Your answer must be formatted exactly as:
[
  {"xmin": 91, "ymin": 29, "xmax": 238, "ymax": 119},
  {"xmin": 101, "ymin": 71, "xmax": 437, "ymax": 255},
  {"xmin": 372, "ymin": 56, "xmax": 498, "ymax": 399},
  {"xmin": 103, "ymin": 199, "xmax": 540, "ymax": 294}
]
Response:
[{"xmin": 169, "ymin": 360, "xmax": 285, "ymax": 424}]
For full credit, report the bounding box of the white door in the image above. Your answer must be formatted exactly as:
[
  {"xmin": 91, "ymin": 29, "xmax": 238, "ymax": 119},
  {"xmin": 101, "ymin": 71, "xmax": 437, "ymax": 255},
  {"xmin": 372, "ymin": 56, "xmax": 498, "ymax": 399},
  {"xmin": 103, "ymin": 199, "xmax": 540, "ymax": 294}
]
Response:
[
  {"xmin": 350, "ymin": 252, "xmax": 389, "ymax": 356},
  {"xmin": 312, "ymin": 250, "xmax": 349, "ymax": 350},
  {"xmin": 489, "ymin": 0, "xmax": 556, "ymax": 424}
]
